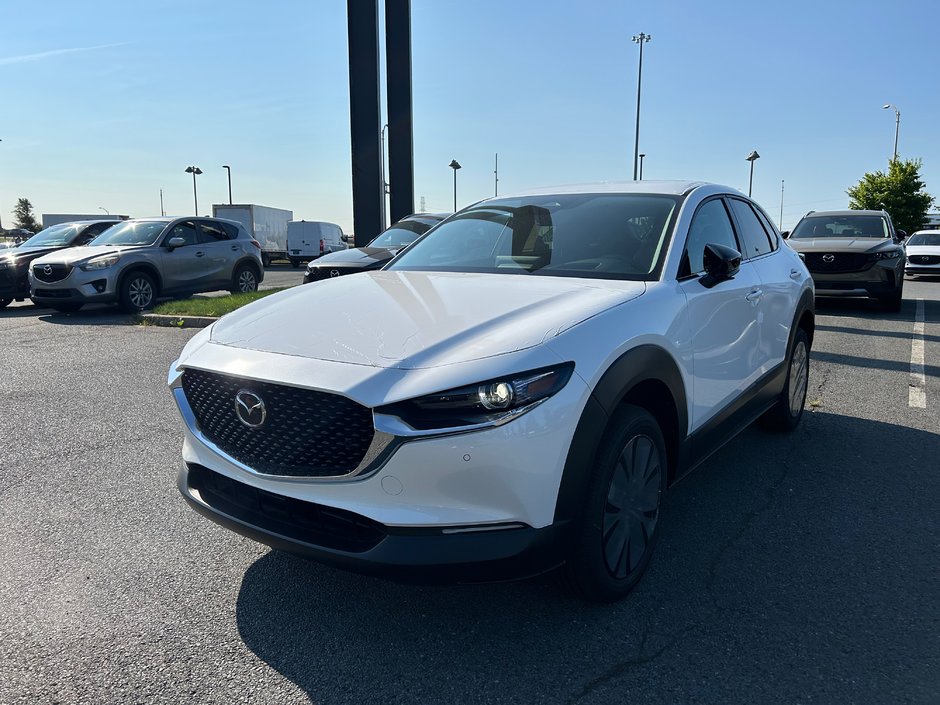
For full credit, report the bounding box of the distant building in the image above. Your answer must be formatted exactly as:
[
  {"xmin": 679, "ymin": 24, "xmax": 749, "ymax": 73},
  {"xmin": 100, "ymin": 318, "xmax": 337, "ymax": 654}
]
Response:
[
  {"xmin": 923, "ymin": 212, "xmax": 940, "ymax": 229},
  {"xmin": 42, "ymin": 213, "xmax": 130, "ymax": 228}
]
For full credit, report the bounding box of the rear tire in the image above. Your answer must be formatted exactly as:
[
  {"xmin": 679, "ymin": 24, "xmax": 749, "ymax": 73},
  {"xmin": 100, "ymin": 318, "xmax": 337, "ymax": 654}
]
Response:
[
  {"xmin": 564, "ymin": 405, "xmax": 667, "ymax": 602},
  {"xmin": 760, "ymin": 327, "xmax": 810, "ymax": 432},
  {"xmin": 261, "ymin": 253, "xmax": 271, "ymax": 268},
  {"xmin": 289, "ymin": 258, "xmax": 301, "ymax": 269},
  {"xmin": 118, "ymin": 271, "xmax": 156, "ymax": 313},
  {"xmin": 230, "ymin": 263, "xmax": 259, "ymax": 294},
  {"xmin": 51, "ymin": 302, "xmax": 84, "ymax": 313}
]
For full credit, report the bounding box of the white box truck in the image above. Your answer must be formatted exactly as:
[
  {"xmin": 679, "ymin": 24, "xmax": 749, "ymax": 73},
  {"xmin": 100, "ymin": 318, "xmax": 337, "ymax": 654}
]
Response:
[
  {"xmin": 286, "ymin": 221, "xmax": 345, "ymax": 267},
  {"xmin": 212, "ymin": 204, "xmax": 292, "ymax": 267}
]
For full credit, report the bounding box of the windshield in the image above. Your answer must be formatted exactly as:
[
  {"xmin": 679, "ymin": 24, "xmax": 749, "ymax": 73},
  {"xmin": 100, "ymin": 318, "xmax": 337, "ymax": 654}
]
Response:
[
  {"xmin": 369, "ymin": 219, "xmax": 438, "ymax": 248},
  {"xmin": 20, "ymin": 223, "xmax": 83, "ymax": 248},
  {"xmin": 90, "ymin": 221, "xmax": 167, "ymax": 246},
  {"xmin": 791, "ymin": 215, "xmax": 889, "ymax": 239},
  {"xmin": 907, "ymin": 232, "xmax": 940, "ymax": 246},
  {"xmin": 388, "ymin": 194, "xmax": 679, "ymax": 280}
]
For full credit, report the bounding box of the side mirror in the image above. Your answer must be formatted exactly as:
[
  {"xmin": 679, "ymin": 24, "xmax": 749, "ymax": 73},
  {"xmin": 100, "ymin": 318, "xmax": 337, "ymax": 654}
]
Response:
[
  {"xmin": 896, "ymin": 230, "xmax": 907, "ymax": 242},
  {"xmin": 780, "ymin": 230, "xmax": 790, "ymax": 239},
  {"xmin": 699, "ymin": 243, "xmax": 741, "ymax": 289},
  {"xmin": 166, "ymin": 236, "xmax": 186, "ymax": 250}
]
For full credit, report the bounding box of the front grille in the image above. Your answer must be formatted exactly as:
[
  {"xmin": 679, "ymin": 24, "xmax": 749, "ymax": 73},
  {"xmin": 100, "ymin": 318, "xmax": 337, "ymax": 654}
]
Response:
[
  {"xmin": 33, "ymin": 288, "xmax": 76, "ymax": 298},
  {"xmin": 910, "ymin": 254, "xmax": 940, "ymax": 265},
  {"xmin": 305, "ymin": 266, "xmax": 359, "ymax": 282},
  {"xmin": 32, "ymin": 264, "xmax": 72, "ymax": 283},
  {"xmin": 803, "ymin": 252, "xmax": 870, "ymax": 273},
  {"xmin": 187, "ymin": 463, "xmax": 385, "ymax": 552},
  {"xmin": 182, "ymin": 368, "xmax": 375, "ymax": 477}
]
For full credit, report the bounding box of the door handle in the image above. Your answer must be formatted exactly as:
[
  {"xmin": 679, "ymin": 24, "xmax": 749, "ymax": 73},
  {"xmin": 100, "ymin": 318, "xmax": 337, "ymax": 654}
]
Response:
[
  {"xmin": 745, "ymin": 289, "xmax": 763, "ymax": 303},
  {"xmin": 231, "ymin": 245, "xmax": 239, "ymax": 251},
  {"xmin": 195, "ymin": 251, "xmax": 205, "ymax": 258},
  {"xmin": 789, "ymin": 268, "xmax": 801, "ymax": 279}
]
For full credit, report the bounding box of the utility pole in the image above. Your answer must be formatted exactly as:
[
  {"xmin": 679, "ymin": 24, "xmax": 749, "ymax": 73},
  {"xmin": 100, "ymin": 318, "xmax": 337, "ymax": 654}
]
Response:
[
  {"xmin": 631, "ymin": 32, "xmax": 651, "ymax": 180},
  {"xmin": 779, "ymin": 180, "xmax": 785, "ymax": 229},
  {"xmin": 494, "ymin": 153, "xmax": 499, "ymax": 196}
]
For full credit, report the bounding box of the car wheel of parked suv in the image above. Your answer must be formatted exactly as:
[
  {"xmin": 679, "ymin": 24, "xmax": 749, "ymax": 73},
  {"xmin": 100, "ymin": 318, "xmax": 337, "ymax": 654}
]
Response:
[
  {"xmin": 760, "ymin": 328, "xmax": 810, "ymax": 432},
  {"xmin": 880, "ymin": 280, "xmax": 903, "ymax": 312},
  {"xmin": 119, "ymin": 271, "xmax": 156, "ymax": 313},
  {"xmin": 231, "ymin": 264, "xmax": 259, "ymax": 294},
  {"xmin": 564, "ymin": 405, "xmax": 667, "ymax": 602}
]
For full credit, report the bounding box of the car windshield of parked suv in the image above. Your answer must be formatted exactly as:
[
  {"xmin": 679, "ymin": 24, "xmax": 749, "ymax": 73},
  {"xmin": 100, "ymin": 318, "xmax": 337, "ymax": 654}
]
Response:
[
  {"xmin": 388, "ymin": 194, "xmax": 679, "ymax": 280},
  {"xmin": 790, "ymin": 215, "xmax": 889, "ymax": 239},
  {"xmin": 19, "ymin": 223, "xmax": 84, "ymax": 248},
  {"xmin": 907, "ymin": 232, "xmax": 940, "ymax": 246},
  {"xmin": 369, "ymin": 219, "xmax": 439, "ymax": 248},
  {"xmin": 89, "ymin": 220, "xmax": 168, "ymax": 246}
]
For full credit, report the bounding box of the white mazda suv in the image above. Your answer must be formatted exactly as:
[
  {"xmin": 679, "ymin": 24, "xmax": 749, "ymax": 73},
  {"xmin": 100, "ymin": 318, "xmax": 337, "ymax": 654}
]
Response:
[{"xmin": 169, "ymin": 181, "xmax": 814, "ymax": 601}]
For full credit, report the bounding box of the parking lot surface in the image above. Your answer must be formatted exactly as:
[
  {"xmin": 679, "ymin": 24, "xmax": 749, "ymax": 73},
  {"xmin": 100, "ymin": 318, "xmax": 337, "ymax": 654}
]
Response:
[{"xmin": 1, "ymin": 278, "xmax": 938, "ymax": 704}]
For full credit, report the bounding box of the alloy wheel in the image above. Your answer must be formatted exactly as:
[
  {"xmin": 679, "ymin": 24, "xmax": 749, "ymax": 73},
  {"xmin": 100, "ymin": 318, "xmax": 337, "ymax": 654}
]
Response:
[
  {"xmin": 238, "ymin": 270, "xmax": 257, "ymax": 292},
  {"xmin": 129, "ymin": 277, "xmax": 153, "ymax": 309}
]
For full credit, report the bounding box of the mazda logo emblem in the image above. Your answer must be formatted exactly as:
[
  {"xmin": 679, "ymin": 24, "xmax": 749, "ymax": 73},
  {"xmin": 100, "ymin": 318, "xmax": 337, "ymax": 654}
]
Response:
[
  {"xmin": 43, "ymin": 264, "xmax": 53, "ymax": 275},
  {"xmin": 235, "ymin": 390, "xmax": 267, "ymax": 428},
  {"xmin": 921, "ymin": 256, "xmax": 931, "ymax": 262},
  {"xmin": 330, "ymin": 269, "xmax": 341, "ymax": 278},
  {"xmin": 822, "ymin": 254, "xmax": 835, "ymax": 263}
]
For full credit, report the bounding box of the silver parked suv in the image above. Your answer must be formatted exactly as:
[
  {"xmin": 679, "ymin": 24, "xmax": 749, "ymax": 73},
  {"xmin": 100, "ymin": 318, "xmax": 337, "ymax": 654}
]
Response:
[{"xmin": 29, "ymin": 217, "xmax": 264, "ymax": 313}]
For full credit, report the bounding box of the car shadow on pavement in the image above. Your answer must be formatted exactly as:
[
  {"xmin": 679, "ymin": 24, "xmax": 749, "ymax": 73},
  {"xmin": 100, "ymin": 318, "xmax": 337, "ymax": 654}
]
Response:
[{"xmin": 233, "ymin": 412, "xmax": 940, "ymax": 704}]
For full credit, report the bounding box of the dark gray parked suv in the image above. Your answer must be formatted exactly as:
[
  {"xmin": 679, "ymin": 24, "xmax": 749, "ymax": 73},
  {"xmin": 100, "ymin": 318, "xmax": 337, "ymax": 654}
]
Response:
[
  {"xmin": 785, "ymin": 209, "xmax": 906, "ymax": 311},
  {"xmin": 29, "ymin": 217, "xmax": 264, "ymax": 313}
]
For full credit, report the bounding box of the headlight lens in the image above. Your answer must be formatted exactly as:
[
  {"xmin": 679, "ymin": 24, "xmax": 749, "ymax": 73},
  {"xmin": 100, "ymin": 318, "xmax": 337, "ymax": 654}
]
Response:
[
  {"xmin": 378, "ymin": 363, "xmax": 575, "ymax": 431},
  {"xmin": 0, "ymin": 256, "xmax": 15, "ymax": 269},
  {"xmin": 871, "ymin": 249, "xmax": 901, "ymax": 260},
  {"xmin": 80, "ymin": 253, "xmax": 121, "ymax": 270}
]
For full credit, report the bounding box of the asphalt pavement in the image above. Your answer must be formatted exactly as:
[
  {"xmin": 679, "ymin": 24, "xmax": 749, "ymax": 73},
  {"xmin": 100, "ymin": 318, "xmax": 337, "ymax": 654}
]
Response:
[{"xmin": 1, "ymin": 277, "xmax": 938, "ymax": 704}]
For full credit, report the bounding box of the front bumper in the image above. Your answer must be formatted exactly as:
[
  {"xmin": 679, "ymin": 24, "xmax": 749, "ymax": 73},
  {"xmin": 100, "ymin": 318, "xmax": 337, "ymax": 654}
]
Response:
[
  {"xmin": 808, "ymin": 258, "xmax": 903, "ymax": 297},
  {"xmin": 179, "ymin": 461, "xmax": 568, "ymax": 583},
  {"xmin": 29, "ymin": 267, "xmax": 118, "ymax": 304}
]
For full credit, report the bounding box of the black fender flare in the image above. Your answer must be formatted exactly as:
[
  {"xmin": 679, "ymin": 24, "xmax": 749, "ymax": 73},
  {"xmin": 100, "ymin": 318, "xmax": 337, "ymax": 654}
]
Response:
[{"xmin": 552, "ymin": 344, "xmax": 688, "ymax": 528}]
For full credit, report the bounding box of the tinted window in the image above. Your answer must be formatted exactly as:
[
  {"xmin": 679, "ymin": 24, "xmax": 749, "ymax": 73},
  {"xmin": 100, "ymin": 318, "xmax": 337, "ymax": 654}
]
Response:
[
  {"xmin": 199, "ymin": 220, "xmax": 230, "ymax": 243},
  {"xmin": 907, "ymin": 233, "xmax": 940, "ymax": 246},
  {"xmin": 20, "ymin": 223, "xmax": 80, "ymax": 247},
  {"xmin": 728, "ymin": 198, "xmax": 774, "ymax": 259},
  {"xmin": 682, "ymin": 199, "xmax": 740, "ymax": 275},
  {"xmin": 92, "ymin": 221, "xmax": 168, "ymax": 246},
  {"xmin": 791, "ymin": 215, "xmax": 889, "ymax": 239},
  {"xmin": 166, "ymin": 221, "xmax": 198, "ymax": 247},
  {"xmin": 219, "ymin": 222, "xmax": 240, "ymax": 239},
  {"xmin": 389, "ymin": 194, "xmax": 679, "ymax": 280},
  {"xmin": 751, "ymin": 206, "xmax": 780, "ymax": 251}
]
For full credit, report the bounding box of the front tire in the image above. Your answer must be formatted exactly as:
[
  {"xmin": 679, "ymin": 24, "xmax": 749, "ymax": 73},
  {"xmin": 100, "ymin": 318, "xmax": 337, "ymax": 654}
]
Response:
[
  {"xmin": 880, "ymin": 283, "xmax": 903, "ymax": 312},
  {"xmin": 564, "ymin": 405, "xmax": 667, "ymax": 602},
  {"xmin": 118, "ymin": 271, "xmax": 156, "ymax": 313},
  {"xmin": 289, "ymin": 257, "xmax": 301, "ymax": 269},
  {"xmin": 761, "ymin": 327, "xmax": 810, "ymax": 432},
  {"xmin": 230, "ymin": 263, "xmax": 259, "ymax": 294}
]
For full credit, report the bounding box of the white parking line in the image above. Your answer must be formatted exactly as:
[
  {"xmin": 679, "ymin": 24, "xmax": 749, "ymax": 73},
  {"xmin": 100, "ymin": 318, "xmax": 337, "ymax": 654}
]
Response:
[{"xmin": 909, "ymin": 298, "xmax": 926, "ymax": 409}]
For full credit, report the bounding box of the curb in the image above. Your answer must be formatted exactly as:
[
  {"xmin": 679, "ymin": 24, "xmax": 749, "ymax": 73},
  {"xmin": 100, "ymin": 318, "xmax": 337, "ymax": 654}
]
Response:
[{"xmin": 139, "ymin": 313, "xmax": 218, "ymax": 329}]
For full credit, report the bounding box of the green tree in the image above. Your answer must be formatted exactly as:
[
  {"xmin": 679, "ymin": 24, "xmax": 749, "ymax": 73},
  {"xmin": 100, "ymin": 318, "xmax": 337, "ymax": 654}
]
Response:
[
  {"xmin": 847, "ymin": 158, "xmax": 935, "ymax": 235},
  {"xmin": 12, "ymin": 197, "xmax": 41, "ymax": 233}
]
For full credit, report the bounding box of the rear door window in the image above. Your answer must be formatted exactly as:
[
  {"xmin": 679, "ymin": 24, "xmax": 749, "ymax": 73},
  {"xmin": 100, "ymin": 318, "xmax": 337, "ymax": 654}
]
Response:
[{"xmin": 198, "ymin": 220, "xmax": 231, "ymax": 243}]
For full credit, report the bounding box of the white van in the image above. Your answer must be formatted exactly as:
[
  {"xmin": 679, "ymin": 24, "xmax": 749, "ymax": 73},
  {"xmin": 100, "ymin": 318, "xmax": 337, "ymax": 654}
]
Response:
[{"xmin": 286, "ymin": 221, "xmax": 345, "ymax": 268}]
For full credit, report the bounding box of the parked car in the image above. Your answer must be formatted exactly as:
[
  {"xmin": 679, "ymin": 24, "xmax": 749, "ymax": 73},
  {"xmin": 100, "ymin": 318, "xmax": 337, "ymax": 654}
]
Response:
[
  {"xmin": 169, "ymin": 181, "xmax": 814, "ymax": 602},
  {"xmin": 5, "ymin": 228, "xmax": 35, "ymax": 243},
  {"xmin": 903, "ymin": 230, "xmax": 940, "ymax": 277},
  {"xmin": 784, "ymin": 209, "xmax": 906, "ymax": 310},
  {"xmin": 286, "ymin": 220, "xmax": 345, "ymax": 268},
  {"xmin": 303, "ymin": 213, "xmax": 446, "ymax": 283},
  {"xmin": 0, "ymin": 220, "xmax": 118, "ymax": 309},
  {"xmin": 29, "ymin": 217, "xmax": 263, "ymax": 313}
]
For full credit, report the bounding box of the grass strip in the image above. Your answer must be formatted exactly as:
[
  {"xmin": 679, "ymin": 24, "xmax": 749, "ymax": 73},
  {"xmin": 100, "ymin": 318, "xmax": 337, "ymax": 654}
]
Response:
[{"xmin": 150, "ymin": 288, "xmax": 288, "ymax": 317}]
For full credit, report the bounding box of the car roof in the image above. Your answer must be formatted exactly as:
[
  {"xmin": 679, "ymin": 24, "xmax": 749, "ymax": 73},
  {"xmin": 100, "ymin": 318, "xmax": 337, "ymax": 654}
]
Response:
[
  {"xmin": 490, "ymin": 180, "xmax": 721, "ymax": 199},
  {"xmin": 912, "ymin": 229, "xmax": 940, "ymax": 235},
  {"xmin": 805, "ymin": 210, "xmax": 886, "ymax": 217}
]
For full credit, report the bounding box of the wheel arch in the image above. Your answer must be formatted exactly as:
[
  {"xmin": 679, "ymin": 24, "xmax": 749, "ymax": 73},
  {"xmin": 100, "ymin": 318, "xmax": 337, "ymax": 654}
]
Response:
[
  {"xmin": 553, "ymin": 344, "xmax": 688, "ymax": 528},
  {"xmin": 118, "ymin": 263, "xmax": 163, "ymax": 296},
  {"xmin": 234, "ymin": 257, "xmax": 262, "ymax": 282}
]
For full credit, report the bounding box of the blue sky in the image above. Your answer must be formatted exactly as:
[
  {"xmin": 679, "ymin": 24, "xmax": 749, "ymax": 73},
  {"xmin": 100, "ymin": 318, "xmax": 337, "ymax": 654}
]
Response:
[{"xmin": 1, "ymin": 0, "xmax": 937, "ymax": 233}]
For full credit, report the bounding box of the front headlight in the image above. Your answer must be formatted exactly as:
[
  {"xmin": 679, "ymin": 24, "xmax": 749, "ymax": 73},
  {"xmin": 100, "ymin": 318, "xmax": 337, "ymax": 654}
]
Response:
[
  {"xmin": 377, "ymin": 363, "xmax": 575, "ymax": 432},
  {"xmin": 80, "ymin": 253, "xmax": 121, "ymax": 271},
  {"xmin": 871, "ymin": 249, "xmax": 902, "ymax": 260},
  {"xmin": 0, "ymin": 256, "xmax": 15, "ymax": 269}
]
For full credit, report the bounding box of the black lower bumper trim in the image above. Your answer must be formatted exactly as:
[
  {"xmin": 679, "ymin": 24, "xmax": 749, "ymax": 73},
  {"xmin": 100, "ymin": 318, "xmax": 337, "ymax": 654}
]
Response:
[{"xmin": 179, "ymin": 463, "xmax": 567, "ymax": 584}]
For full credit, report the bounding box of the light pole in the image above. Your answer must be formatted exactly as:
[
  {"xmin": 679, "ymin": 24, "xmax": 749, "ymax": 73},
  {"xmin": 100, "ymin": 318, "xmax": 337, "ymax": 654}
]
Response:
[
  {"xmin": 494, "ymin": 152, "xmax": 499, "ymax": 197},
  {"xmin": 639, "ymin": 153, "xmax": 646, "ymax": 181},
  {"xmin": 882, "ymin": 103, "xmax": 900, "ymax": 163},
  {"xmin": 779, "ymin": 179, "xmax": 785, "ymax": 229},
  {"xmin": 449, "ymin": 160, "xmax": 462, "ymax": 212},
  {"xmin": 222, "ymin": 165, "xmax": 232, "ymax": 204},
  {"xmin": 98, "ymin": 206, "xmax": 110, "ymax": 216},
  {"xmin": 745, "ymin": 150, "xmax": 760, "ymax": 197},
  {"xmin": 631, "ymin": 32, "xmax": 651, "ymax": 180},
  {"xmin": 380, "ymin": 124, "xmax": 389, "ymax": 228},
  {"xmin": 184, "ymin": 166, "xmax": 203, "ymax": 215}
]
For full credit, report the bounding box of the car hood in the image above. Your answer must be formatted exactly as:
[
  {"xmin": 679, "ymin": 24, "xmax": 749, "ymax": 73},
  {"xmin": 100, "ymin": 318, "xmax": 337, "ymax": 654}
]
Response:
[
  {"xmin": 310, "ymin": 246, "xmax": 395, "ymax": 267},
  {"xmin": 30, "ymin": 245, "xmax": 141, "ymax": 266},
  {"xmin": 210, "ymin": 270, "xmax": 646, "ymax": 369},
  {"xmin": 786, "ymin": 237, "xmax": 898, "ymax": 253},
  {"xmin": 6, "ymin": 245, "xmax": 67, "ymax": 262},
  {"xmin": 906, "ymin": 245, "xmax": 940, "ymax": 255}
]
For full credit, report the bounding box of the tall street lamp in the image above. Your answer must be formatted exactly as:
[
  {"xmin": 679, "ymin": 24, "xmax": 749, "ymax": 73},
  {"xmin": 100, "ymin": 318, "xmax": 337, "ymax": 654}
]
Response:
[
  {"xmin": 449, "ymin": 159, "xmax": 462, "ymax": 212},
  {"xmin": 222, "ymin": 165, "xmax": 232, "ymax": 204},
  {"xmin": 631, "ymin": 32, "xmax": 651, "ymax": 180},
  {"xmin": 98, "ymin": 206, "xmax": 110, "ymax": 215},
  {"xmin": 184, "ymin": 166, "xmax": 203, "ymax": 215},
  {"xmin": 745, "ymin": 150, "xmax": 760, "ymax": 197},
  {"xmin": 882, "ymin": 103, "xmax": 900, "ymax": 163},
  {"xmin": 639, "ymin": 153, "xmax": 646, "ymax": 181}
]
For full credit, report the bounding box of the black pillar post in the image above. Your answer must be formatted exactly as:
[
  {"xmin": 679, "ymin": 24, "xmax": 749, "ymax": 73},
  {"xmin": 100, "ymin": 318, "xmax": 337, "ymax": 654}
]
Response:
[
  {"xmin": 385, "ymin": 0, "xmax": 415, "ymax": 224},
  {"xmin": 347, "ymin": 0, "xmax": 384, "ymax": 246}
]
